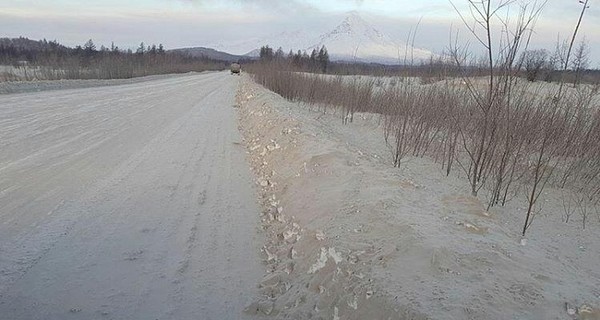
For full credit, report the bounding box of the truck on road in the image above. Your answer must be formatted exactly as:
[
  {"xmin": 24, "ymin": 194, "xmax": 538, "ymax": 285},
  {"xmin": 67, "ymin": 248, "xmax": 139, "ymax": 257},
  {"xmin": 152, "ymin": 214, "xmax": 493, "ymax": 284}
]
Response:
[{"xmin": 230, "ymin": 63, "xmax": 241, "ymax": 75}]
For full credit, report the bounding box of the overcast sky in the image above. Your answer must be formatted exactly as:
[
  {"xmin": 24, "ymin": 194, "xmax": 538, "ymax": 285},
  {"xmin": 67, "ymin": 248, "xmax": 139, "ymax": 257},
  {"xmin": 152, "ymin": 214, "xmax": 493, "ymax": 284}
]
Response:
[{"xmin": 1, "ymin": 0, "xmax": 599, "ymax": 66}]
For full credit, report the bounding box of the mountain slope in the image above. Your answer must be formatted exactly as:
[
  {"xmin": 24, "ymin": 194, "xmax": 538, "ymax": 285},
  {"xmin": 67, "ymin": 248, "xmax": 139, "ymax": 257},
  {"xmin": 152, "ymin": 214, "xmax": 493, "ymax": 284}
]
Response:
[
  {"xmin": 207, "ymin": 12, "xmax": 433, "ymax": 65},
  {"xmin": 0, "ymin": 37, "xmax": 70, "ymax": 53},
  {"xmin": 170, "ymin": 47, "xmax": 249, "ymax": 62},
  {"xmin": 208, "ymin": 30, "xmax": 315, "ymax": 58},
  {"xmin": 308, "ymin": 12, "xmax": 432, "ymax": 64}
]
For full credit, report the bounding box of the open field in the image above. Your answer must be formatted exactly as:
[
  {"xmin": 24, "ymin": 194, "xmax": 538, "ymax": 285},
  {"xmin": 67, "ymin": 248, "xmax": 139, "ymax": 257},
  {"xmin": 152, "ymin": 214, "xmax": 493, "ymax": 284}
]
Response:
[
  {"xmin": 237, "ymin": 74, "xmax": 600, "ymax": 319},
  {"xmin": 252, "ymin": 66, "xmax": 600, "ymax": 228},
  {"xmin": 0, "ymin": 72, "xmax": 263, "ymax": 320}
]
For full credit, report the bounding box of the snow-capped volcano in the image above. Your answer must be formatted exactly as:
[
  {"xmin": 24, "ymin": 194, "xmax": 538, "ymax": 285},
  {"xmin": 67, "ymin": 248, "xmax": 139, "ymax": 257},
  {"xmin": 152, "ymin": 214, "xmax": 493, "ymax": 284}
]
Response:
[
  {"xmin": 208, "ymin": 12, "xmax": 433, "ymax": 65},
  {"xmin": 309, "ymin": 12, "xmax": 432, "ymax": 64},
  {"xmin": 208, "ymin": 29, "xmax": 314, "ymax": 57}
]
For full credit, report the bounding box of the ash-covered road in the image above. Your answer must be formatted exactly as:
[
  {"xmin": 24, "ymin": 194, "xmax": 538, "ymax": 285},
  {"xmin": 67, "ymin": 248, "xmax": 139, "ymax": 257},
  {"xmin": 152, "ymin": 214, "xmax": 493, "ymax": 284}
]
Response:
[{"xmin": 0, "ymin": 72, "xmax": 263, "ymax": 320}]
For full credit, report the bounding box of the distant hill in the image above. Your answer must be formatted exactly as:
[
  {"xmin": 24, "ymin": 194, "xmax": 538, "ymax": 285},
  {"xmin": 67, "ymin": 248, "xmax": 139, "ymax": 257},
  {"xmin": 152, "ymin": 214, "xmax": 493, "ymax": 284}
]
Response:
[
  {"xmin": 0, "ymin": 37, "xmax": 70, "ymax": 53},
  {"xmin": 0, "ymin": 37, "xmax": 229, "ymax": 79},
  {"xmin": 0, "ymin": 37, "xmax": 238, "ymax": 66},
  {"xmin": 169, "ymin": 47, "xmax": 252, "ymax": 63},
  {"xmin": 307, "ymin": 12, "xmax": 432, "ymax": 64}
]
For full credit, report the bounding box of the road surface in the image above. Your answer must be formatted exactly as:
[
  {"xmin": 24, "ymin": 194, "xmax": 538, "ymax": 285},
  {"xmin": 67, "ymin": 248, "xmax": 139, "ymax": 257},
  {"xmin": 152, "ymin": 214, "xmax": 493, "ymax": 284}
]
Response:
[{"xmin": 0, "ymin": 72, "xmax": 263, "ymax": 319}]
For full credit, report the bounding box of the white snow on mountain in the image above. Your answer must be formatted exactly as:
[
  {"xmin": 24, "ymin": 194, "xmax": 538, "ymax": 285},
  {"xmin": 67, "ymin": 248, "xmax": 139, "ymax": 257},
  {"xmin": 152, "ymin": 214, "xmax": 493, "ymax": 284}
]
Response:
[
  {"xmin": 208, "ymin": 30, "xmax": 314, "ymax": 57},
  {"xmin": 308, "ymin": 12, "xmax": 433, "ymax": 64},
  {"xmin": 208, "ymin": 12, "xmax": 433, "ymax": 64}
]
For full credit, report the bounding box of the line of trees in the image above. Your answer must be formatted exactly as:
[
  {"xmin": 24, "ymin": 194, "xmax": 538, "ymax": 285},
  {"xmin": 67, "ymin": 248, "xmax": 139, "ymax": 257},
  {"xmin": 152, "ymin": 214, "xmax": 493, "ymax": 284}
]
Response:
[
  {"xmin": 251, "ymin": 43, "xmax": 597, "ymax": 86},
  {"xmin": 259, "ymin": 45, "xmax": 330, "ymax": 73},
  {"xmin": 521, "ymin": 38, "xmax": 591, "ymax": 85},
  {"xmin": 0, "ymin": 37, "xmax": 227, "ymax": 80}
]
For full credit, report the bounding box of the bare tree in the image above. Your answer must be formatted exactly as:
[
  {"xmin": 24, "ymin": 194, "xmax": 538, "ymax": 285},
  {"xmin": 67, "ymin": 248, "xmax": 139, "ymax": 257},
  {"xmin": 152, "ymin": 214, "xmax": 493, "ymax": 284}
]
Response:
[
  {"xmin": 449, "ymin": 0, "xmax": 545, "ymax": 197},
  {"xmin": 570, "ymin": 38, "xmax": 590, "ymax": 87},
  {"xmin": 562, "ymin": 190, "xmax": 576, "ymax": 223},
  {"xmin": 522, "ymin": 49, "xmax": 548, "ymax": 82},
  {"xmin": 576, "ymin": 193, "xmax": 591, "ymax": 229},
  {"xmin": 556, "ymin": 0, "xmax": 590, "ymax": 99}
]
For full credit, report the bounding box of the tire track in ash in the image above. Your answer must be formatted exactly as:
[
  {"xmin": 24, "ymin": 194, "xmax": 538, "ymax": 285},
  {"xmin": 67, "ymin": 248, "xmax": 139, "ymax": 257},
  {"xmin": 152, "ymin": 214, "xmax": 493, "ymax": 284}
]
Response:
[{"xmin": 0, "ymin": 72, "xmax": 263, "ymax": 320}]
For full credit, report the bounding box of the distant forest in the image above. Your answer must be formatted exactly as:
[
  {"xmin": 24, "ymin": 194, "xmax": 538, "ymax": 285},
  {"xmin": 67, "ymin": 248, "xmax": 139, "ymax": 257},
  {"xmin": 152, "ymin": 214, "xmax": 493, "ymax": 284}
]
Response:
[
  {"xmin": 0, "ymin": 37, "xmax": 227, "ymax": 80},
  {"xmin": 1, "ymin": 37, "xmax": 598, "ymax": 84},
  {"xmin": 258, "ymin": 45, "xmax": 331, "ymax": 73},
  {"xmin": 253, "ymin": 44, "xmax": 599, "ymax": 85}
]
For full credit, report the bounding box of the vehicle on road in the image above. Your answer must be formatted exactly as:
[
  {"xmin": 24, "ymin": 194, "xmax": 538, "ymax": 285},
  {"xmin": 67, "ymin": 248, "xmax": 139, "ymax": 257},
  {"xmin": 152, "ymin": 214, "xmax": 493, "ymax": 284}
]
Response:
[{"xmin": 230, "ymin": 63, "xmax": 241, "ymax": 75}]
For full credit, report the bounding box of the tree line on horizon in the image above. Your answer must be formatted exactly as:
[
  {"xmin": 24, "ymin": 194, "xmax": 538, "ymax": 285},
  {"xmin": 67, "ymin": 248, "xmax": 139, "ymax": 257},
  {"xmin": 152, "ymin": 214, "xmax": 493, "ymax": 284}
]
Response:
[
  {"xmin": 0, "ymin": 37, "xmax": 227, "ymax": 80},
  {"xmin": 253, "ymin": 41, "xmax": 598, "ymax": 86},
  {"xmin": 258, "ymin": 45, "xmax": 330, "ymax": 73}
]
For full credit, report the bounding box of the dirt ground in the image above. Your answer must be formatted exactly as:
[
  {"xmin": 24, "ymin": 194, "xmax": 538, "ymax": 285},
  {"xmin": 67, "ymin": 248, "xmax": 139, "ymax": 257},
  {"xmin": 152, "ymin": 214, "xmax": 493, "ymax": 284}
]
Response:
[
  {"xmin": 0, "ymin": 72, "xmax": 264, "ymax": 320},
  {"xmin": 236, "ymin": 75, "xmax": 600, "ymax": 320}
]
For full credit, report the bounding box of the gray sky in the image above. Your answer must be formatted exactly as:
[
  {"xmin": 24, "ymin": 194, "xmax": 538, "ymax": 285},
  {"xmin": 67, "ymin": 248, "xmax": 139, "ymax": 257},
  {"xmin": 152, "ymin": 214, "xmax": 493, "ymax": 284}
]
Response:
[{"xmin": 1, "ymin": 0, "xmax": 599, "ymax": 66}]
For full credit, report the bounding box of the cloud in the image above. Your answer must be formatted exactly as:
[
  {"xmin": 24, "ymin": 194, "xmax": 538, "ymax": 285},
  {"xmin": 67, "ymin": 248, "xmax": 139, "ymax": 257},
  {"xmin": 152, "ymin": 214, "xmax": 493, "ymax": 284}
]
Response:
[
  {"xmin": 172, "ymin": 0, "xmax": 316, "ymax": 12},
  {"xmin": 172, "ymin": 0, "xmax": 368, "ymax": 13}
]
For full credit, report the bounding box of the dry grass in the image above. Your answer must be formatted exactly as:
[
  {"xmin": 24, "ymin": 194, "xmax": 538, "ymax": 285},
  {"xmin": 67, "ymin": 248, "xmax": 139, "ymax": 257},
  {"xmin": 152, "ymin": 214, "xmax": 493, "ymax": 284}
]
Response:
[
  {"xmin": 249, "ymin": 62, "xmax": 600, "ymax": 236},
  {"xmin": 248, "ymin": 0, "xmax": 600, "ymax": 237}
]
